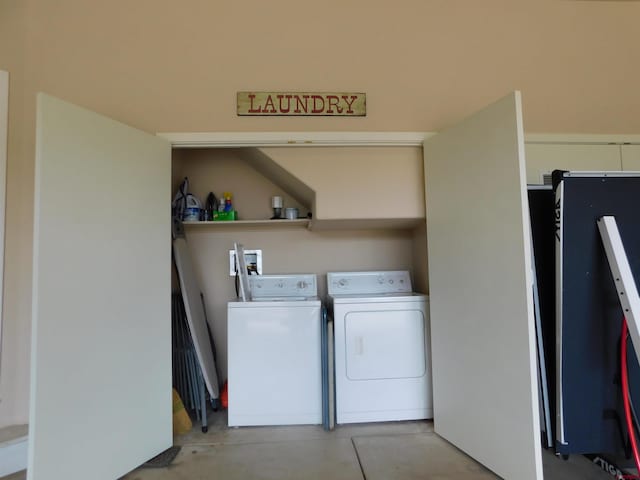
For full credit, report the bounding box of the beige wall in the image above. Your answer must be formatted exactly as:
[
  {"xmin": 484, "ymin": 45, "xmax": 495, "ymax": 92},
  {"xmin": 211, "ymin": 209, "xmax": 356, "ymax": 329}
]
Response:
[
  {"xmin": 261, "ymin": 147, "xmax": 425, "ymax": 221},
  {"xmin": 17, "ymin": 1, "xmax": 640, "ymax": 134},
  {"xmin": 0, "ymin": 1, "xmax": 32, "ymax": 428},
  {"xmin": 2, "ymin": 0, "xmax": 640, "ymax": 426}
]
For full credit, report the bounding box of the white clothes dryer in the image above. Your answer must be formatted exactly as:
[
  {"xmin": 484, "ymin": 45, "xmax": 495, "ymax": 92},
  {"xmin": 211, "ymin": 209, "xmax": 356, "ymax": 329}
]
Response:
[{"xmin": 327, "ymin": 271, "xmax": 432, "ymax": 424}]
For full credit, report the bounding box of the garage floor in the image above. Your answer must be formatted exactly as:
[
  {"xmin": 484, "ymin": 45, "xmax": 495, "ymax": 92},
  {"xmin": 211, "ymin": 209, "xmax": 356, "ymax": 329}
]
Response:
[
  {"xmin": 1, "ymin": 411, "xmax": 617, "ymax": 479},
  {"xmin": 122, "ymin": 411, "xmax": 612, "ymax": 480}
]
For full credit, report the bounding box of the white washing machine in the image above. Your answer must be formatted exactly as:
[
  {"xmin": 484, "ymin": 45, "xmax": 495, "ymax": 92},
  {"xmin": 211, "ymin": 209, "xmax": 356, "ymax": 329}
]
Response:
[
  {"xmin": 227, "ymin": 274, "xmax": 322, "ymax": 427},
  {"xmin": 328, "ymin": 271, "xmax": 432, "ymax": 424}
]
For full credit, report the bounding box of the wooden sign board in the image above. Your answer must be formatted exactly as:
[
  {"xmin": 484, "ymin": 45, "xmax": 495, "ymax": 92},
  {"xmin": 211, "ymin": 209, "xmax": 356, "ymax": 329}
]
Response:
[{"xmin": 237, "ymin": 92, "xmax": 366, "ymax": 116}]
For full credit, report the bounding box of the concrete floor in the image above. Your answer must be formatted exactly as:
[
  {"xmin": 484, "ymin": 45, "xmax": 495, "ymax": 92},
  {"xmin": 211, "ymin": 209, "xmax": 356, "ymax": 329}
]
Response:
[
  {"xmin": 121, "ymin": 411, "xmax": 614, "ymax": 480},
  {"xmin": 2, "ymin": 411, "xmax": 620, "ymax": 479}
]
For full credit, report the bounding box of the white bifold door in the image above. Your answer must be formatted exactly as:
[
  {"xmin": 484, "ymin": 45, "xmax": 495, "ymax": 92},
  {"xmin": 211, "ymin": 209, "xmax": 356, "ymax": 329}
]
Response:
[
  {"xmin": 424, "ymin": 92, "xmax": 543, "ymax": 480},
  {"xmin": 29, "ymin": 94, "xmax": 171, "ymax": 480}
]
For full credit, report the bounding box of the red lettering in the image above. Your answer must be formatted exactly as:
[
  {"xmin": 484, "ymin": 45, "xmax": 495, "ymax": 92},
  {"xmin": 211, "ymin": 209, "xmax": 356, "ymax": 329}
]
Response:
[
  {"xmin": 342, "ymin": 95, "xmax": 358, "ymax": 114},
  {"xmin": 277, "ymin": 95, "xmax": 292, "ymax": 113},
  {"xmin": 263, "ymin": 95, "xmax": 277, "ymax": 114},
  {"xmin": 248, "ymin": 94, "xmax": 261, "ymax": 113},
  {"xmin": 294, "ymin": 95, "xmax": 309, "ymax": 113},
  {"xmin": 311, "ymin": 95, "xmax": 324, "ymax": 114},
  {"xmin": 325, "ymin": 95, "xmax": 342, "ymax": 114}
]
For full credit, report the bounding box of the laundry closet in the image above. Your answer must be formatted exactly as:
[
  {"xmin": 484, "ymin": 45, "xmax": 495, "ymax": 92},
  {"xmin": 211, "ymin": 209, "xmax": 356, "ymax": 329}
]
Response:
[
  {"xmin": 170, "ymin": 145, "xmax": 428, "ymax": 381},
  {"xmin": 29, "ymin": 91, "xmax": 551, "ymax": 480}
]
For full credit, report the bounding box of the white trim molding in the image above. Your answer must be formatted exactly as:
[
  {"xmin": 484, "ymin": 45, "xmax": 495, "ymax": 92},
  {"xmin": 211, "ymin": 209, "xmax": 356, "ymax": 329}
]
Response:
[
  {"xmin": 0, "ymin": 426, "xmax": 28, "ymax": 477},
  {"xmin": 0, "ymin": 71, "xmax": 8, "ymax": 374},
  {"xmin": 525, "ymin": 133, "xmax": 640, "ymax": 145},
  {"xmin": 158, "ymin": 131, "xmax": 432, "ymax": 148},
  {"xmin": 161, "ymin": 131, "xmax": 640, "ymax": 149}
]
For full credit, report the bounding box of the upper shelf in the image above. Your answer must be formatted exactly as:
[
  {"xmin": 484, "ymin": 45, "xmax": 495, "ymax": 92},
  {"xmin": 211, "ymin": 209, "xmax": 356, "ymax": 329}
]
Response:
[
  {"xmin": 183, "ymin": 219, "xmax": 310, "ymax": 229},
  {"xmin": 182, "ymin": 217, "xmax": 424, "ymax": 231}
]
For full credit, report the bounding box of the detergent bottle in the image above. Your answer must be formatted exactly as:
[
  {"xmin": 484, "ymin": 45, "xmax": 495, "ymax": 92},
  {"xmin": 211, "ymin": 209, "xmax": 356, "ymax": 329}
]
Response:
[
  {"xmin": 223, "ymin": 192, "xmax": 233, "ymax": 212},
  {"xmin": 204, "ymin": 192, "xmax": 218, "ymax": 221},
  {"xmin": 183, "ymin": 194, "xmax": 202, "ymax": 221}
]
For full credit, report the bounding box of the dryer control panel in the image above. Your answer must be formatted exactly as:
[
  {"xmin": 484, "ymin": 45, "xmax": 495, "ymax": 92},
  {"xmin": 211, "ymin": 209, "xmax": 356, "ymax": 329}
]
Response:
[{"xmin": 327, "ymin": 271, "xmax": 413, "ymax": 295}]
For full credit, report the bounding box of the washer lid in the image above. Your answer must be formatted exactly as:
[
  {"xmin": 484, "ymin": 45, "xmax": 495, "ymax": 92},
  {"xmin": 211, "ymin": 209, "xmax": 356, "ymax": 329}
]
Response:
[{"xmin": 229, "ymin": 297, "xmax": 321, "ymax": 308}]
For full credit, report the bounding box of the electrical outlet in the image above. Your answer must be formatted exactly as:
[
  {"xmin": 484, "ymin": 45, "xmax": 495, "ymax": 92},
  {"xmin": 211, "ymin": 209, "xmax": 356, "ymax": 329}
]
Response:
[{"xmin": 229, "ymin": 249, "xmax": 263, "ymax": 276}]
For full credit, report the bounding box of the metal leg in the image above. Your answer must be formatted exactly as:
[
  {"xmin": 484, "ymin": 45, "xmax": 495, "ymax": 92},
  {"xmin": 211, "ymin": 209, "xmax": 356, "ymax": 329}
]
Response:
[{"xmin": 200, "ymin": 369, "xmax": 208, "ymax": 433}]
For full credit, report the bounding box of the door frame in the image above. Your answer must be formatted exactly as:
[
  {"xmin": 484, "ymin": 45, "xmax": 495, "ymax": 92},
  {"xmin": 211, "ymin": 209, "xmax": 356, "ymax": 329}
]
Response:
[
  {"xmin": 160, "ymin": 131, "xmax": 640, "ymax": 149},
  {"xmin": 158, "ymin": 131, "xmax": 431, "ymax": 148}
]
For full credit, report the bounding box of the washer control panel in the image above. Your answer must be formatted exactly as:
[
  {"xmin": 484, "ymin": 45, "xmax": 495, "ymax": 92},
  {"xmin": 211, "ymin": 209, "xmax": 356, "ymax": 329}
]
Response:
[
  {"xmin": 249, "ymin": 274, "xmax": 317, "ymax": 298},
  {"xmin": 327, "ymin": 271, "xmax": 413, "ymax": 295}
]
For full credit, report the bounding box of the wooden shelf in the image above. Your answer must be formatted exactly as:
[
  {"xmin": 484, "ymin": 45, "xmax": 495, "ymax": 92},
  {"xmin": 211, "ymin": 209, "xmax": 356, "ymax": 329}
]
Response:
[
  {"xmin": 183, "ymin": 218, "xmax": 425, "ymax": 231},
  {"xmin": 182, "ymin": 219, "xmax": 310, "ymax": 229}
]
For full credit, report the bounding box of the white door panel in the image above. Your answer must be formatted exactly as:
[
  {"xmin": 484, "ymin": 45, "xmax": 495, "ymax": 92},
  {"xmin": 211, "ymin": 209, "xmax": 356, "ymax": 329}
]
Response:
[
  {"xmin": 29, "ymin": 94, "xmax": 171, "ymax": 480},
  {"xmin": 424, "ymin": 92, "xmax": 542, "ymax": 480}
]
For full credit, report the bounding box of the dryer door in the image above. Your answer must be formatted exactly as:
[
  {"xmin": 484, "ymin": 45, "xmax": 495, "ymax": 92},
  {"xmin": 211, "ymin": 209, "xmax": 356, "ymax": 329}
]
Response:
[{"xmin": 345, "ymin": 309, "xmax": 426, "ymax": 380}]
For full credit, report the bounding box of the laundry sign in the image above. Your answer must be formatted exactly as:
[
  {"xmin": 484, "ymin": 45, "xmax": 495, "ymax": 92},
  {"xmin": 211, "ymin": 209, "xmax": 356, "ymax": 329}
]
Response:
[{"xmin": 237, "ymin": 92, "xmax": 366, "ymax": 116}]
